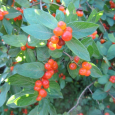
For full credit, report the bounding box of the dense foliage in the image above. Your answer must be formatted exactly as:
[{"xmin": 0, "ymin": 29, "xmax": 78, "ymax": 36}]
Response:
[{"xmin": 0, "ymin": 0, "xmax": 115, "ymax": 115}]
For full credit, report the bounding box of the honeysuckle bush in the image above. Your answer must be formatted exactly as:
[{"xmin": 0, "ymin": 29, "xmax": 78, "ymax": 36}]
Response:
[{"xmin": 0, "ymin": 0, "xmax": 115, "ymax": 115}]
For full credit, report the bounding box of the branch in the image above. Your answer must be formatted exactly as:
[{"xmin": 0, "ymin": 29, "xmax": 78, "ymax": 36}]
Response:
[
  {"xmin": 30, "ymin": 2, "xmax": 40, "ymax": 7},
  {"xmin": 68, "ymin": 81, "xmax": 95, "ymax": 114},
  {"xmin": 63, "ymin": 51, "xmax": 73, "ymax": 61},
  {"xmin": 40, "ymin": 0, "xmax": 43, "ymax": 10}
]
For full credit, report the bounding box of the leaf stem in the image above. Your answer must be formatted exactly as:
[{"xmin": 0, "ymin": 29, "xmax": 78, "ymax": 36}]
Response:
[{"xmin": 40, "ymin": 0, "xmax": 43, "ymax": 10}]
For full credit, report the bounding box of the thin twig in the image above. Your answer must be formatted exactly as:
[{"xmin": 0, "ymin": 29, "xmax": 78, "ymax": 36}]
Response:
[
  {"xmin": 30, "ymin": 2, "xmax": 40, "ymax": 7},
  {"xmin": 98, "ymin": 33, "xmax": 103, "ymax": 40},
  {"xmin": 63, "ymin": 51, "xmax": 73, "ymax": 61},
  {"xmin": 86, "ymin": 1, "xmax": 93, "ymax": 10},
  {"xmin": 50, "ymin": 2, "xmax": 64, "ymax": 7},
  {"xmin": 40, "ymin": 0, "xmax": 43, "ymax": 10},
  {"xmin": 68, "ymin": 81, "xmax": 95, "ymax": 114}
]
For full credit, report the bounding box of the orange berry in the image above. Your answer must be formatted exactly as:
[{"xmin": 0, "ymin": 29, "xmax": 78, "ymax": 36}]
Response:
[
  {"xmin": 58, "ymin": 21, "xmax": 66, "ymax": 30},
  {"xmin": 59, "ymin": 6, "xmax": 65, "ymax": 11},
  {"xmin": 53, "ymin": 27, "xmax": 63, "ymax": 36}
]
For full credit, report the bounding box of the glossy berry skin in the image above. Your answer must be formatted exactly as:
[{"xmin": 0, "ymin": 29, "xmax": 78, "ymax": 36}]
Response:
[
  {"xmin": 56, "ymin": 44, "xmax": 62, "ymax": 49},
  {"xmin": 79, "ymin": 68, "xmax": 87, "ymax": 75},
  {"xmin": 69, "ymin": 63, "xmax": 77, "ymax": 70},
  {"xmin": 34, "ymin": 86, "xmax": 41, "ymax": 91},
  {"xmin": 100, "ymin": 39, "xmax": 105, "ymax": 44},
  {"xmin": 21, "ymin": 46, "xmax": 26, "ymax": 51},
  {"xmin": 44, "ymin": 71, "xmax": 52, "ymax": 79},
  {"xmin": 26, "ymin": 43, "xmax": 35, "ymax": 49},
  {"xmin": 52, "ymin": 13, "xmax": 56, "ymax": 17},
  {"xmin": 39, "ymin": 89, "xmax": 47, "ymax": 97},
  {"xmin": 36, "ymin": 95, "xmax": 42, "ymax": 101},
  {"xmin": 53, "ymin": 27, "xmax": 63, "ymax": 36},
  {"xmin": 62, "ymin": 31, "xmax": 72, "ymax": 41},
  {"xmin": 48, "ymin": 59, "xmax": 54, "ymax": 65},
  {"xmin": 2, "ymin": 11, "xmax": 9, "ymax": 16},
  {"xmin": 0, "ymin": 14, "xmax": 4, "ymax": 20},
  {"xmin": 56, "ymin": 0, "xmax": 60, "ymax": 3},
  {"xmin": 104, "ymin": 113, "xmax": 110, "ymax": 115},
  {"xmin": 92, "ymin": 31, "xmax": 97, "ymax": 35},
  {"xmin": 48, "ymin": 42, "xmax": 56, "ymax": 50},
  {"xmin": 43, "ymin": 84, "xmax": 49, "ymax": 89},
  {"xmin": 42, "ymin": 79, "xmax": 49, "ymax": 86},
  {"xmin": 62, "ymin": 75, "xmax": 66, "ymax": 80},
  {"xmin": 64, "ymin": 27, "xmax": 73, "ymax": 33},
  {"xmin": 58, "ymin": 38, "xmax": 65, "ymax": 46},
  {"xmin": 76, "ymin": 11, "xmax": 83, "ymax": 17},
  {"xmin": 57, "ymin": 21, "xmax": 66, "ymax": 30},
  {"xmin": 49, "ymin": 70, "xmax": 54, "ymax": 75},
  {"xmin": 52, "ymin": 61, "xmax": 58, "ymax": 70},
  {"xmin": 79, "ymin": 113, "xmax": 84, "ymax": 115},
  {"xmin": 44, "ymin": 63, "xmax": 52, "ymax": 70},
  {"xmin": 59, "ymin": 6, "xmax": 65, "ymax": 11},
  {"xmin": 35, "ymin": 80, "xmax": 43, "ymax": 87},
  {"xmin": 74, "ymin": 56, "xmax": 80, "ymax": 63},
  {"xmin": 113, "ymin": 16, "xmax": 115, "ymax": 20},
  {"xmin": 10, "ymin": 66, "xmax": 14, "ymax": 71},
  {"xmin": 63, "ymin": 10, "xmax": 66, "ymax": 15},
  {"xmin": 85, "ymin": 70, "xmax": 91, "ymax": 77},
  {"xmin": 51, "ymin": 35, "xmax": 59, "ymax": 44},
  {"xmin": 82, "ymin": 62, "xmax": 92, "ymax": 70}
]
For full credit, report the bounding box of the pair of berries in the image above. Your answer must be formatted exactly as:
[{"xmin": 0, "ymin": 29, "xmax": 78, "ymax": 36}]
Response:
[
  {"xmin": 88, "ymin": 31, "xmax": 97, "ymax": 39},
  {"xmin": 21, "ymin": 43, "xmax": 35, "ymax": 51},
  {"xmin": 100, "ymin": 39, "xmax": 106, "ymax": 44},
  {"xmin": 103, "ymin": 23, "xmax": 109, "ymax": 30},
  {"xmin": 109, "ymin": 76, "xmax": 115, "ymax": 83},
  {"xmin": 59, "ymin": 73, "xmax": 66, "ymax": 80},
  {"xmin": 34, "ymin": 80, "xmax": 48, "ymax": 101},
  {"xmin": 0, "ymin": 10, "xmax": 9, "ymax": 21},
  {"xmin": 59, "ymin": 6, "xmax": 66, "ymax": 15},
  {"xmin": 47, "ymin": 21, "xmax": 72, "ymax": 50},
  {"xmin": 76, "ymin": 9, "xmax": 83, "ymax": 17},
  {"xmin": 14, "ymin": 7, "xmax": 23, "ymax": 21},
  {"xmin": 79, "ymin": 62, "xmax": 92, "ymax": 76},
  {"xmin": 69, "ymin": 56, "xmax": 80, "ymax": 70},
  {"xmin": 109, "ymin": 0, "xmax": 115, "ymax": 8}
]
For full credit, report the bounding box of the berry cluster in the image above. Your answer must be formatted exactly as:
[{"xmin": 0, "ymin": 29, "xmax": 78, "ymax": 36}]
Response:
[
  {"xmin": 103, "ymin": 23, "xmax": 109, "ymax": 30},
  {"xmin": 59, "ymin": 73, "xmax": 66, "ymax": 80},
  {"xmin": 47, "ymin": 21, "xmax": 72, "ymax": 50},
  {"xmin": 109, "ymin": 76, "xmax": 115, "ymax": 83},
  {"xmin": 14, "ymin": 7, "xmax": 23, "ymax": 21},
  {"xmin": 88, "ymin": 31, "xmax": 97, "ymax": 39},
  {"xmin": 34, "ymin": 59, "xmax": 58, "ymax": 101},
  {"xmin": 0, "ymin": 10, "xmax": 9, "ymax": 21},
  {"xmin": 76, "ymin": 9, "xmax": 83, "ymax": 17},
  {"xmin": 59, "ymin": 6, "xmax": 66, "ymax": 15},
  {"xmin": 79, "ymin": 62, "xmax": 92, "ymax": 77},
  {"xmin": 109, "ymin": 0, "xmax": 115, "ymax": 8}
]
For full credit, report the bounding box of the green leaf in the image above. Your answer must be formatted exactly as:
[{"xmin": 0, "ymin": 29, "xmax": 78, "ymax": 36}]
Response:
[
  {"xmin": 5, "ymin": 12, "xmax": 21, "ymax": 19},
  {"xmin": 7, "ymin": 90, "xmax": 37, "ymax": 107},
  {"xmin": 59, "ymin": 79, "xmax": 65, "ymax": 89},
  {"xmin": 2, "ymin": 35, "xmax": 27, "ymax": 47},
  {"xmin": 3, "ymin": 19, "xmax": 13, "ymax": 34},
  {"xmin": 90, "ymin": 63, "xmax": 103, "ymax": 78},
  {"xmin": 92, "ymin": 89, "xmax": 107, "ymax": 100},
  {"xmin": 99, "ymin": 103, "xmax": 105, "ymax": 110},
  {"xmin": 88, "ymin": 109, "xmax": 102, "ymax": 115},
  {"xmin": 0, "ymin": 73, "xmax": 8, "ymax": 84},
  {"xmin": 98, "ymin": 75, "xmax": 108, "ymax": 84},
  {"xmin": 15, "ymin": 62, "xmax": 44, "ymax": 79},
  {"xmin": 107, "ymin": 17, "xmax": 114, "ymax": 26},
  {"xmin": 48, "ymin": 103, "xmax": 57, "ymax": 115},
  {"xmin": 108, "ymin": 33, "xmax": 115, "ymax": 43},
  {"xmin": 56, "ymin": 10, "xmax": 65, "ymax": 22},
  {"xmin": 104, "ymin": 81, "xmax": 112, "ymax": 92},
  {"xmin": 0, "ymin": 83, "xmax": 10, "ymax": 107},
  {"xmin": 107, "ymin": 44, "xmax": 115, "ymax": 60},
  {"xmin": 66, "ymin": 38, "xmax": 90, "ymax": 61},
  {"xmin": 9, "ymin": 48, "xmax": 20, "ymax": 57},
  {"xmin": 81, "ymin": 37, "xmax": 93, "ymax": 47},
  {"xmin": 104, "ymin": 110, "xmax": 114, "ymax": 115},
  {"xmin": 15, "ymin": 0, "xmax": 30, "ymax": 8},
  {"xmin": 65, "ymin": 77, "xmax": 73, "ymax": 82},
  {"xmin": 25, "ymin": 49, "xmax": 36, "ymax": 62},
  {"xmin": 24, "ymin": 8, "xmax": 58, "ymax": 29},
  {"xmin": 21, "ymin": 24, "xmax": 53, "ymax": 40},
  {"xmin": 87, "ymin": 45, "xmax": 93, "ymax": 57},
  {"xmin": 28, "ymin": 106, "xmax": 38, "ymax": 115},
  {"xmin": 109, "ymin": 88, "xmax": 115, "ymax": 98},
  {"xmin": 67, "ymin": 21, "xmax": 99, "ymax": 39},
  {"xmin": 95, "ymin": 11, "xmax": 104, "ymax": 22},
  {"xmin": 37, "ymin": 47, "xmax": 50, "ymax": 61},
  {"xmin": 7, "ymin": 74, "xmax": 35, "ymax": 88},
  {"xmin": 42, "ymin": 0, "xmax": 51, "ymax": 3},
  {"xmin": 101, "ymin": 61, "xmax": 109, "ymax": 74},
  {"xmin": 49, "ymin": 49, "xmax": 62, "ymax": 58}
]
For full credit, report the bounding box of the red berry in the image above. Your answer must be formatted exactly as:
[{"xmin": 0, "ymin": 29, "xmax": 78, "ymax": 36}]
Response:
[
  {"xmin": 113, "ymin": 16, "xmax": 115, "ymax": 20},
  {"xmin": 62, "ymin": 75, "xmax": 66, "ymax": 80},
  {"xmin": 43, "ymin": 84, "xmax": 49, "ymax": 89},
  {"xmin": 76, "ymin": 11, "xmax": 83, "ymax": 17},
  {"xmin": 14, "ymin": 17, "xmax": 18, "ymax": 21},
  {"xmin": 34, "ymin": 86, "xmax": 41, "ymax": 91},
  {"xmin": 52, "ymin": 13, "xmax": 56, "ymax": 17},
  {"xmin": 63, "ymin": 10, "xmax": 66, "ymax": 15},
  {"xmin": 56, "ymin": 44, "xmax": 62, "ymax": 49},
  {"xmin": 10, "ymin": 66, "xmax": 14, "ymax": 71},
  {"xmin": 44, "ymin": 71, "xmax": 52, "ymax": 79},
  {"xmin": 59, "ymin": 6, "xmax": 65, "ymax": 11},
  {"xmin": 92, "ymin": 31, "xmax": 97, "ymax": 35},
  {"xmin": 17, "ymin": 15, "xmax": 22, "ymax": 20},
  {"xmin": 48, "ymin": 42, "xmax": 56, "ymax": 50},
  {"xmin": 58, "ymin": 38, "xmax": 65, "ymax": 46},
  {"xmin": 35, "ymin": 80, "xmax": 43, "ymax": 87},
  {"xmin": 79, "ymin": 113, "xmax": 83, "ymax": 115},
  {"xmin": 44, "ymin": 63, "xmax": 52, "ymax": 70},
  {"xmin": 82, "ymin": 62, "xmax": 92, "ymax": 70},
  {"xmin": 26, "ymin": 43, "xmax": 35, "ymax": 49},
  {"xmin": 64, "ymin": 27, "xmax": 73, "ymax": 33},
  {"xmin": 42, "ymin": 79, "xmax": 49, "ymax": 87},
  {"xmin": 53, "ymin": 27, "xmax": 63, "ymax": 36},
  {"xmin": 69, "ymin": 63, "xmax": 77, "ymax": 70},
  {"xmin": 104, "ymin": 113, "xmax": 110, "ymax": 115},
  {"xmin": 39, "ymin": 89, "xmax": 47, "ymax": 97},
  {"xmin": 2, "ymin": 11, "xmax": 9, "ymax": 16},
  {"xmin": 57, "ymin": 21, "xmax": 66, "ymax": 30},
  {"xmin": 85, "ymin": 70, "xmax": 91, "ymax": 77},
  {"xmin": 48, "ymin": 59, "xmax": 55, "ymax": 65},
  {"xmin": 62, "ymin": 31, "xmax": 72, "ymax": 41},
  {"xmin": 100, "ymin": 39, "xmax": 106, "ymax": 44},
  {"xmin": 56, "ymin": 0, "xmax": 60, "ymax": 3},
  {"xmin": 21, "ymin": 46, "xmax": 26, "ymax": 51},
  {"xmin": 0, "ymin": 13, "xmax": 4, "ymax": 20},
  {"xmin": 52, "ymin": 61, "xmax": 58, "ymax": 70},
  {"xmin": 36, "ymin": 95, "xmax": 42, "ymax": 101},
  {"xmin": 74, "ymin": 56, "xmax": 80, "ymax": 63},
  {"xmin": 79, "ymin": 68, "xmax": 87, "ymax": 75},
  {"xmin": 51, "ymin": 35, "xmax": 59, "ymax": 44}
]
